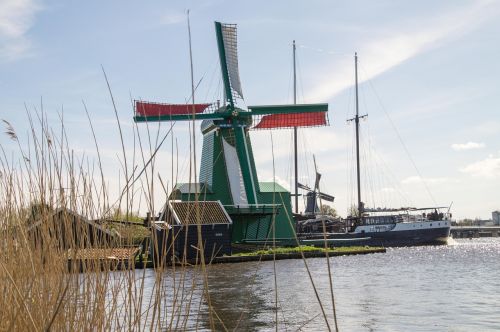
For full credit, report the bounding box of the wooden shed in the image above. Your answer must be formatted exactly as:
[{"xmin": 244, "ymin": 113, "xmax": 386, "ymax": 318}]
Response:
[
  {"xmin": 28, "ymin": 208, "xmax": 120, "ymax": 249},
  {"xmin": 152, "ymin": 200, "xmax": 232, "ymax": 264}
]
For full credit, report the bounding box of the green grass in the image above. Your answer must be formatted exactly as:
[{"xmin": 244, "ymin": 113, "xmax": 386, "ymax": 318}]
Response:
[{"xmin": 232, "ymin": 245, "xmax": 383, "ymax": 257}]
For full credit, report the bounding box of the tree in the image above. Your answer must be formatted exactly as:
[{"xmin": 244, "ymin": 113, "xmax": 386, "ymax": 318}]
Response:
[
  {"xmin": 107, "ymin": 208, "xmax": 143, "ymax": 222},
  {"xmin": 348, "ymin": 205, "xmax": 359, "ymax": 217},
  {"xmin": 320, "ymin": 204, "xmax": 338, "ymax": 217},
  {"xmin": 459, "ymin": 218, "xmax": 473, "ymax": 226}
]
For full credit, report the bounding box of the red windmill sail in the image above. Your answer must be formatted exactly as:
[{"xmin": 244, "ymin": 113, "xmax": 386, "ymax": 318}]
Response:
[
  {"xmin": 253, "ymin": 111, "xmax": 327, "ymax": 129},
  {"xmin": 135, "ymin": 101, "xmax": 211, "ymax": 117}
]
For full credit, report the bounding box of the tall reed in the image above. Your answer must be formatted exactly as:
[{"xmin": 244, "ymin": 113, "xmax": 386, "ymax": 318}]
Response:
[
  {"xmin": 0, "ymin": 101, "xmax": 339, "ymax": 331},
  {"xmin": 0, "ymin": 108, "xmax": 214, "ymax": 331}
]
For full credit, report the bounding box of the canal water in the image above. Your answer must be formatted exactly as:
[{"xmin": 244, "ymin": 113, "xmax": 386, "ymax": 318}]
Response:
[{"xmin": 136, "ymin": 238, "xmax": 500, "ymax": 331}]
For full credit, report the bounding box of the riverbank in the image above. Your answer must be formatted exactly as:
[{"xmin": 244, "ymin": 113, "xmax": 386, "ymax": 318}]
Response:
[
  {"xmin": 136, "ymin": 245, "xmax": 386, "ymax": 268},
  {"xmin": 213, "ymin": 246, "xmax": 386, "ymax": 264},
  {"xmin": 451, "ymin": 226, "xmax": 500, "ymax": 238}
]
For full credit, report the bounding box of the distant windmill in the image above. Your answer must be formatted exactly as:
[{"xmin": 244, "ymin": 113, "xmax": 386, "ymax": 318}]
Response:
[
  {"xmin": 134, "ymin": 22, "xmax": 330, "ymax": 242},
  {"xmin": 298, "ymin": 166, "xmax": 335, "ymax": 217}
]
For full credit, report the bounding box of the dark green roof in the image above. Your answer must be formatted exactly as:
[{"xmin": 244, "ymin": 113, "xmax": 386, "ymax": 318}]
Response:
[
  {"xmin": 172, "ymin": 183, "xmax": 212, "ymax": 194},
  {"xmin": 259, "ymin": 182, "xmax": 289, "ymax": 193}
]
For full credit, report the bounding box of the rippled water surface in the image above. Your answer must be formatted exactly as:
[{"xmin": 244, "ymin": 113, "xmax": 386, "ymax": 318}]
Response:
[{"xmin": 137, "ymin": 238, "xmax": 500, "ymax": 331}]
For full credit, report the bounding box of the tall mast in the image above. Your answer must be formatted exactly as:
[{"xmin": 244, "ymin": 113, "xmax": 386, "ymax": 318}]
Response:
[
  {"xmin": 353, "ymin": 52, "xmax": 368, "ymax": 216},
  {"xmin": 347, "ymin": 53, "xmax": 367, "ymax": 216},
  {"xmin": 355, "ymin": 53, "xmax": 361, "ymax": 215},
  {"xmin": 293, "ymin": 40, "xmax": 299, "ymax": 214}
]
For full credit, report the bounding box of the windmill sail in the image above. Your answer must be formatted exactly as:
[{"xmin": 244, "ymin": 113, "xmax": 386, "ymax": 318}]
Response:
[
  {"xmin": 220, "ymin": 23, "xmax": 244, "ymax": 100},
  {"xmin": 318, "ymin": 192, "xmax": 335, "ymax": 202},
  {"xmin": 248, "ymin": 103, "xmax": 329, "ymax": 130},
  {"xmin": 135, "ymin": 101, "xmax": 211, "ymax": 117},
  {"xmin": 254, "ymin": 111, "xmax": 327, "ymax": 129},
  {"xmin": 297, "ymin": 182, "xmax": 312, "ymax": 191},
  {"xmin": 314, "ymin": 171, "xmax": 321, "ymax": 190}
]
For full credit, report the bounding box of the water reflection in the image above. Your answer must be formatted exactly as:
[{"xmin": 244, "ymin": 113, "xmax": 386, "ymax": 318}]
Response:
[
  {"xmin": 115, "ymin": 239, "xmax": 500, "ymax": 331},
  {"xmin": 202, "ymin": 263, "xmax": 274, "ymax": 331}
]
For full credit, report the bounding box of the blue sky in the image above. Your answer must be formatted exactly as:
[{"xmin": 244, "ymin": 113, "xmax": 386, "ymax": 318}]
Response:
[{"xmin": 1, "ymin": 0, "xmax": 499, "ymax": 219}]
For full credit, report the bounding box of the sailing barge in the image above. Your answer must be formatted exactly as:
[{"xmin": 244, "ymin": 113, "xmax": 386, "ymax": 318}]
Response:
[{"xmin": 296, "ymin": 53, "xmax": 451, "ymax": 247}]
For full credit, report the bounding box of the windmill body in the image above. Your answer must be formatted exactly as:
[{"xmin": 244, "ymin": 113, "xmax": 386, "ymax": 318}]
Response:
[{"xmin": 134, "ymin": 22, "xmax": 329, "ymax": 243}]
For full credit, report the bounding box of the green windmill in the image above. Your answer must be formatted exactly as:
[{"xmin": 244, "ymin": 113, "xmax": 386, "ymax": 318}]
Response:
[{"xmin": 134, "ymin": 22, "xmax": 329, "ymax": 243}]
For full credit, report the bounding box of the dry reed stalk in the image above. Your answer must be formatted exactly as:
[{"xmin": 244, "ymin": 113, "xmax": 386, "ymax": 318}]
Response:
[
  {"xmin": 1, "ymin": 93, "xmax": 341, "ymax": 331},
  {"xmin": 0, "ymin": 107, "xmax": 204, "ymax": 331}
]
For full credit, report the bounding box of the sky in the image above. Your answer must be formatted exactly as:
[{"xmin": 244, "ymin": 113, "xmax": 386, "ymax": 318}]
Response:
[{"xmin": 0, "ymin": 0, "xmax": 499, "ymax": 220}]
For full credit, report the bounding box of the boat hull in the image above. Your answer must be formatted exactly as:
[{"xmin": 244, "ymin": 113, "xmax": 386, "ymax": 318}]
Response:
[
  {"xmin": 357, "ymin": 226, "xmax": 450, "ymax": 247},
  {"xmin": 301, "ymin": 221, "xmax": 451, "ymax": 247}
]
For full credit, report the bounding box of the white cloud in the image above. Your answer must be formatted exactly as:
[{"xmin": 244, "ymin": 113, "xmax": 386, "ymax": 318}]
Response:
[
  {"xmin": 398, "ymin": 87, "xmax": 485, "ymax": 121},
  {"xmin": 451, "ymin": 142, "xmax": 485, "ymax": 151},
  {"xmin": 460, "ymin": 154, "xmax": 500, "ymax": 178},
  {"xmin": 160, "ymin": 12, "xmax": 185, "ymax": 26},
  {"xmin": 0, "ymin": 0, "xmax": 40, "ymax": 61},
  {"xmin": 306, "ymin": 0, "xmax": 500, "ymax": 102},
  {"xmin": 401, "ymin": 176, "xmax": 451, "ymax": 185},
  {"xmin": 0, "ymin": 38, "xmax": 31, "ymax": 60}
]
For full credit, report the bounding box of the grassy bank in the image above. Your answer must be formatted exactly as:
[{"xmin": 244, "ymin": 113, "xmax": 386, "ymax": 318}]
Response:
[
  {"xmin": 135, "ymin": 245, "xmax": 386, "ymax": 268},
  {"xmin": 232, "ymin": 245, "xmax": 384, "ymax": 257}
]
